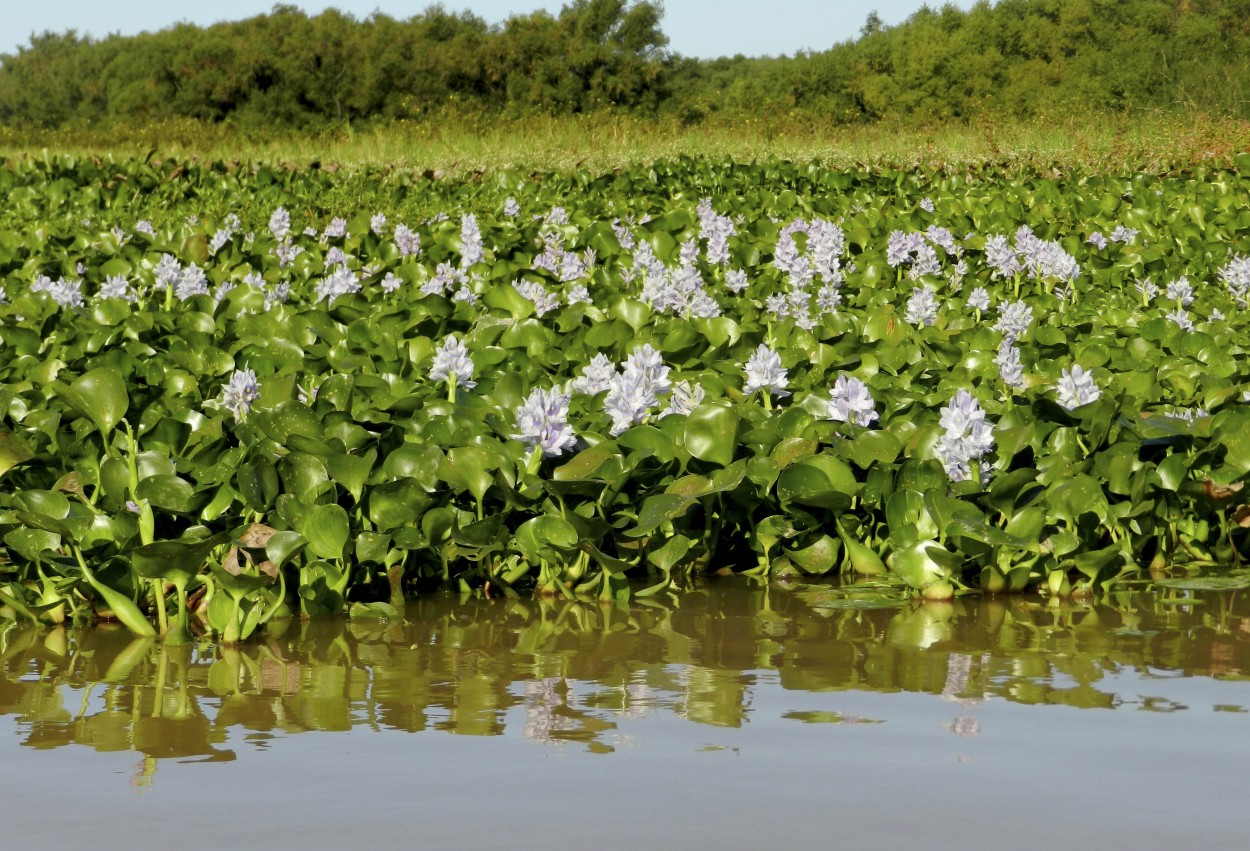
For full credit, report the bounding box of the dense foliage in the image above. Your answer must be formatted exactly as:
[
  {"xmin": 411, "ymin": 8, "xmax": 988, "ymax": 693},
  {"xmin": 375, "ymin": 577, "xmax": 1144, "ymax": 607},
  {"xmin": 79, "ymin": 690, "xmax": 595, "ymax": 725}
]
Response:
[
  {"xmin": 4, "ymin": 0, "xmax": 1250, "ymax": 130},
  {"xmin": 2, "ymin": 153, "xmax": 1250, "ymax": 642}
]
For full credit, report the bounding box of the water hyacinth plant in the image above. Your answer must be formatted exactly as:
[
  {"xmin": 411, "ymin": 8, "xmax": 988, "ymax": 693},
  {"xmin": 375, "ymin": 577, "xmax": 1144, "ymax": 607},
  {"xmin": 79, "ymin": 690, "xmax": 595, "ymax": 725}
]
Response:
[{"xmin": 0, "ymin": 152, "xmax": 1248, "ymax": 640}]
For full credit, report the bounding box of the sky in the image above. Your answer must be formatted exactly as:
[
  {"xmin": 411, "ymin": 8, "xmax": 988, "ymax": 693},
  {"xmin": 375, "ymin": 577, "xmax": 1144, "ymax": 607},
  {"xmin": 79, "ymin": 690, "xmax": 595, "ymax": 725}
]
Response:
[{"xmin": 3, "ymin": 1, "xmax": 981, "ymax": 60}]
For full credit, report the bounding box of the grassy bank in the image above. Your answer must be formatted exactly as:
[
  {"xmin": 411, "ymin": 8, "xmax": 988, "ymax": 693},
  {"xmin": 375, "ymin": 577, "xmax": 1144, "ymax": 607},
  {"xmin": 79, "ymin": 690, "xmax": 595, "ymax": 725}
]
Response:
[{"xmin": 3, "ymin": 112, "xmax": 1249, "ymax": 175}]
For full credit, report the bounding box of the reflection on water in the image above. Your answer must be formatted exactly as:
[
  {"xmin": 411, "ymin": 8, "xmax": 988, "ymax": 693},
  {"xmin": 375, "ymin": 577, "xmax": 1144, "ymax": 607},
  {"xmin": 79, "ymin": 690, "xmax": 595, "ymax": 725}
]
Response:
[{"xmin": 3, "ymin": 581, "xmax": 1249, "ymax": 775}]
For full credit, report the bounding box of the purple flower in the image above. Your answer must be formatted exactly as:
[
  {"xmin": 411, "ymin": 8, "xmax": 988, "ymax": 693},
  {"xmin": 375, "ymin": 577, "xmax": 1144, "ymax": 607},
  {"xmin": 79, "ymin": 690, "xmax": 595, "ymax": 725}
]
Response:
[
  {"xmin": 1056, "ymin": 364, "xmax": 1100, "ymax": 410},
  {"xmin": 512, "ymin": 388, "xmax": 578, "ymax": 457},
  {"xmin": 828, "ymin": 375, "xmax": 878, "ymax": 426},
  {"xmin": 742, "ymin": 344, "xmax": 789, "ymax": 398},
  {"xmin": 936, "ymin": 390, "xmax": 995, "ymax": 483},
  {"xmin": 430, "ymin": 335, "xmax": 475, "ymax": 390},
  {"xmin": 221, "ymin": 368, "xmax": 260, "ymax": 422}
]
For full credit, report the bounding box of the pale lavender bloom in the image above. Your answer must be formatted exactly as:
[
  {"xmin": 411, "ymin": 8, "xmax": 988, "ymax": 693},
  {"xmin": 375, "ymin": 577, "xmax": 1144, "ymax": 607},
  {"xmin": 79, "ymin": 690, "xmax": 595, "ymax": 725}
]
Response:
[
  {"xmin": 1219, "ymin": 255, "xmax": 1250, "ymax": 303},
  {"xmin": 512, "ymin": 388, "xmax": 578, "ymax": 457},
  {"xmin": 324, "ymin": 217, "xmax": 347, "ymax": 239},
  {"xmin": 98, "ymin": 274, "xmax": 137, "ymax": 303},
  {"xmin": 380, "ymin": 272, "xmax": 403, "ymax": 293},
  {"xmin": 742, "ymin": 344, "xmax": 789, "ymax": 398},
  {"xmin": 950, "ymin": 259, "xmax": 968, "ymax": 291},
  {"xmin": 925, "ymin": 225, "xmax": 959, "ymax": 256},
  {"xmin": 1111, "ymin": 225, "xmax": 1139, "ymax": 244},
  {"xmin": 919, "ymin": 197, "xmax": 935, "ymax": 213},
  {"xmin": 765, "ymin": 292, "xmax": 791, "ymax": 321},
  {"xmin": 815, "ymin": 283, "xmax": 842, "ymax": 313},
  {"xmin": 1023, "ymin": 239, "xmax": 1079, "ymax": 283},
  {"xmin": 545, "ymin": 206, "xmax": 569, "ymax": 227},
  {"xmin": 460, "ymin": 212, "xmax": 482, "ymax": 268},
  {"xmin": 276, "ymin": 241, "xmax": 304, "ymax": 268},
  {"xmin": 154, "ymin": 254, "xmax": 181, "ymax": 288},
  {"xmin": 514, "ymin": 279, "xmax": 560, "ymax": 316},
  {"xmin": 429, "ymin": 335, "xmax": 475, "ymax": 390},
  {"xmin": 313, "ymin": 266, "xmax": 362, "ymax": 304},
  {"xmin": 503, "ymin": 197, "xmax": 520, "ymax": 217},
  {"xmin": 565, "ymin": 284, "xmax": 591, "ymax": 305},
  {"xmin": 1164, "ymin": 276, "xmax": 1194, "ymax": 306},
  {"xmin": 125, "ymin": 500, "xmax": 142, "ymax": 514},
  {"xmin": 209, "ymin": 229, "xmax": 232, "ymax": 255},
  {"xmin": 611, "ymin": 219, "xmax": 636, "ymax": 250},
  {"xmin": 269, "ymin": 207, "xmax": 291, "ymax": 241},
  {"xmin": 1167, "ymin": 307, "xmax": 1194, "ymax": 331},
  {"xmin": 134, "ymin": 220, "xmax": 155, "ymax": 236},
  {"xmin": 1134, "ymin": 278, "xmax": 1160, "ymax": 302},
  {"xmin": 774, "ymin": 231, "xmax": 813, "ymax": 288},
  {"xmin": 887, "ymin": 230, "xmax": 925, "ymax": 267},
  {"xmin": 221, "ymin": 368, "xmax": 260, "ymax": 422},
  {"xmin": 263, "ymin": 281, "xmax": 291, "ymax": 311},
  {"xmin": 370, "ymin": 212, "xmax": 387, "ymax": 235},
  {"xmin": 569, "ymin": 353, "xmax": 617, "ymax": 395},
  {"xmin": 936, "ymin": 390, "xmax": 995, "ymax": 482},
  {"xmin": 828, "ymin": 375, "xmax": 878, "ymax": 426},
  {"xmin": 451, "ymin": 284, "xmax": 478, "ymax": 305},
  {"xmin": 905, "ymin": 285, "xmax": 939, "ymax": 326},
  {"xmin": 909, "ymin": 243, "xmax": 942, "ymax": 280},
  {"xmin": 175, "ymin": 264, "xmax": 209, "ymax": 301},
  {"xmin": 662, "ymin": 380, "xmax": 705, "ymax": 417},
  {"xmin": 697, "ymin": 198, "xmax": 736, "ymax": 266},
  {"xmin": 603, "ymin": 345, "xmax": 671, "ymax": 434},
  {"xmin": 421, "ymin": 262, "xmax": 464, "ymax": 297},
  {"xmin": 1056, "ymin": 364, "xmax": 1100, "ymax": 410},
  {"xmin": 966, "ymin": 287, "xmax": 990, "ymax": 312},
  {"xmin": 394, "ymin": 224, "xmax": 421, "ymax": 257},
  {"xmin": 808, "ymin": 219, "xmax": 845, "ymax": 282},
  {"xmin": 213, "ymin": 279, "xmax": 237, "ymax": 302},
  {"xmin": 1087, "ymin": 232, "xmax": 1108, "ymax": 250},
  {"xmin": 302, "ymin": 226, "xmax": 318, "ymax": 237},
  {"xmin": 1210, "ymin": 308, "xmax": 1226, "ymax": 322},
  {"xmin": 984, "ymin": 234, "xmax": 1021, "ymax": 279},
  {"xmin": 30, "ymin": 274, "xmax": 54, "ymax": 294},
  {"xmin": 325, "ymin": 246, "xmax": 350, "ymax": 267},
  {"xmin": 48, "ymin": 278, "xmax": 85, "ymax": 309},
  {"xmin": 996, "ymin": 342, "xmax": 1025, "ymax": 390},
  {"xmin": 993, "ymin": 300, "xmax": 1033, "ymax": 343}
]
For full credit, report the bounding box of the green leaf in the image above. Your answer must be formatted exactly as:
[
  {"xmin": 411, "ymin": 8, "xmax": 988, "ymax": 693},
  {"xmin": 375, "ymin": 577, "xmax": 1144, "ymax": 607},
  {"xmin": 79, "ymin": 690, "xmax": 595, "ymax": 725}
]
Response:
[
  {"xmin": 298, "ymin": 504, "xmax": 350, "ymax": 560},
  {"xmin": 62, "ymin": 368, "xmax": 129, "ymax": 435}
]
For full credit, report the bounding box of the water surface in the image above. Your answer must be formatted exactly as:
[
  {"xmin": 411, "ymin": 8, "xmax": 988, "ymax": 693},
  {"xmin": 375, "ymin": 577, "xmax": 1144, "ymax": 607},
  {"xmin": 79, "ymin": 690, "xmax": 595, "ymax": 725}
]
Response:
[{"xmin": 3, "ymin": 581, "xmax": 1248, "ymax": 849}]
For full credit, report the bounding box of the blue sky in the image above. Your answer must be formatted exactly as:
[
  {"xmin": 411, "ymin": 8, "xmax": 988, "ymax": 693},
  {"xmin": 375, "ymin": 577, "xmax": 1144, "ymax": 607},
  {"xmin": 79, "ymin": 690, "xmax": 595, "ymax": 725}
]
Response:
[{"xmin": 3, "ymin": 1, "xmax": 980, "ymax": 59}]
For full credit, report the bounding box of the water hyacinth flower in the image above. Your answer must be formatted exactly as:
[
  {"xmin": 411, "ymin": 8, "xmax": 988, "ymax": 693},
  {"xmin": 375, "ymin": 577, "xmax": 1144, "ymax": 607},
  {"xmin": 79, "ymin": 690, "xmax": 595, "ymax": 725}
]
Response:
[
  {"xmin": 134, "ymin": 220, "xmax": 155, "ymax": 237},
  {"xmin": 1111, "ymin": 225, "xmax": 1139, "ymax": 244},
  {"xmin": 1165, "ymin": 276, "xmax": 1194, "ymax": 307},
  {"xmin": 565, "ymin": 283, "xmax": 592, "ymax": 306},
  {"xmin": 98, "ymin": 274, "xmax": 138, "ymax": 303},
  {"xmin": 323, "ymin": 218, "xmax": 347, "ymax": 239},
  {"xmin": 394, "ymin": 224, "xmax": 421, "ymax": 258},
  {"xmin": 460, "ymin": 213, "xmax": 484, "ymax": 269},
  {"xmin": 742, "ymin": 344, "xmax": 789, "ymax": 400},
  {"xmin": 992, "ymin": 299, "xmax": 1033, "ymax": 343},
  {"xmin": 995, "ymin": 342, "xmax": 1025, "ymax": 390},
  {"xmin": 905, "ymin": 285, "xmax": 939, "ymax": 327},
  {"xmin": 569, "ymin": 353, "xmax": 617, "ymax": 395},
  {"xmin": 725, "ymin": 268, "xmax": 749, "ymax": 293},
  {"xmin": 662, "ymin": 380, "xmax": 705, "ymax": 417},
  {"xmin": 920, "ymin": 197, "xmax": 936, "ymax": 212},
  {"xmin": 827, "ymin": 374, "xmax": 878, "ymax": 426},
  {"xmin": 429, "ymin": 335, "xmax": 476, "ymax": 394},
  {"xmin": 983, "ymin": 234, "xmax": 1022, "ymax": 279},
  {"xmin": 221, "ymin": 368, "xmax": 260, "ymax": 422},
  {"xmin": 380, "ymin": 272, "xmax": 403, "ymax": 293},
  {"xmin": 603, "ymin": 344, "xmax": 671, "ymax": 435},
  {"xmin": 1219, "ymin": 255, "xmax": 1250, "ymax": 304},
  {"xmin": 175, "ymin": 263, "xmax": 209, "ymax": 301},
  {"xmin": 512, "ymin": 387, "xmax": 578, "ymax": 458},
  {"xmin": 936, "ymin": 390, "xmax": 995, "ymax": 483},
  {"xmin": 1167, "ymin": 307, "xmax": 1194, "ymax": 331},
  {"xmin": 966, "ymin": 287, "xmax": 991, "ymax": 312},
  {"xmin": 1087, "ymin": 232, "xmax": 1108, "ymax": 250},
  {"xmin": 503, "ymin": 197, "xmax": 520, "ymax": 217},
  {"xmin": 1056, "ymin": 364, "xmax": 1101, "ymax": 410},
  {"xmin": 269, "ymin": 206, "xmax": 291, "ymax": 241}
]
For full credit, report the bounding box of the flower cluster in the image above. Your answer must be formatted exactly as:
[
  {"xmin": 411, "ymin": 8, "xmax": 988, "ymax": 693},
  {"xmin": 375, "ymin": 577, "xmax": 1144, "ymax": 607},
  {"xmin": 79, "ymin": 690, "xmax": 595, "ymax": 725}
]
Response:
[
  {"xmin": 936, "ymin": 390, "xmax": 995, "ymax": 483},
  {"xmin": 827, "ymin": 375, "xmax": 878, "ymax": 426},
  {"xmin": 429, "ymin": 335, "xmax": 476, "ymax": 390},
  {"xmin": 742, "ymin": 344, "xmax": 789, "ymax": 398},
  {"xmin": 513, "ymin": 387, "xmax": 578, "ymax": 458},
  {"xmin": 603, "ymin": 344, "xmax": 672, "ymax": 435},
  {"xmin": 1055, "ymin": 364, "xmax": 1100, "ymax": 410},
  {"xmin": 221, "ymin": 368, "xmax": 260, "ymax": 422}
]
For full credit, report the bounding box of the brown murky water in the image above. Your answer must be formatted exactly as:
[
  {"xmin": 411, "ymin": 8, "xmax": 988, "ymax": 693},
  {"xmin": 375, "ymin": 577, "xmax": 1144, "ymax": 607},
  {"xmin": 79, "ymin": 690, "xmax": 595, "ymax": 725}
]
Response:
[{"xmin": 3, "ymin": 580, "xmax": 1250, "ymax": 849}]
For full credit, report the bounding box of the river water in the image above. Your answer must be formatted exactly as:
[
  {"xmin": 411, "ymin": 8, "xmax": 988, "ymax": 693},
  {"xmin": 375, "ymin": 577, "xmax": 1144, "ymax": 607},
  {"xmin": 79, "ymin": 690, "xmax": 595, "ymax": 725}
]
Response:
[{"xmin": 3, "ymin": 579, "xmax": 1248, "ymax": 849}]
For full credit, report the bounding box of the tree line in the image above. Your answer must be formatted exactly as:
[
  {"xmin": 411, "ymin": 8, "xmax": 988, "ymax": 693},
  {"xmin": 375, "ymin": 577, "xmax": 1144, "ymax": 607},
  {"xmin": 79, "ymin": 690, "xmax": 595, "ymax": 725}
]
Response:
[{"xmin": 2, "ymin": 0, "xmax": 1248, "ymax": 130}]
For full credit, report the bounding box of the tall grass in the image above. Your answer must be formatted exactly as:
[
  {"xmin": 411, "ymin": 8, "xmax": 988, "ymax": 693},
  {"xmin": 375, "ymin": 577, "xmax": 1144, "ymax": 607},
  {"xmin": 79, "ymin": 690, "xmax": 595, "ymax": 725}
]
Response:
[{"xmin": 2, "ymin": 111, "xmax": 1247, "ymax": 174}]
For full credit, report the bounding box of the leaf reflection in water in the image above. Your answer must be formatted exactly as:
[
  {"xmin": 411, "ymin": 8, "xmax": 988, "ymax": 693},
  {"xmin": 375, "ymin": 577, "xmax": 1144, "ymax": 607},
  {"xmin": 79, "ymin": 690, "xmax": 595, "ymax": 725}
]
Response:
[{"xmin": 3, "ymin": 580, "xmax": 1250, "ymax": 783}]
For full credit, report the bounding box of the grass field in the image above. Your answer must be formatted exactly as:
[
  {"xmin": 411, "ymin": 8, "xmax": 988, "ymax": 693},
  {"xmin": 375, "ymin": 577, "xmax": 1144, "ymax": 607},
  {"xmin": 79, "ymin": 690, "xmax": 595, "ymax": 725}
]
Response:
[{"xmin": 3, "ymin": 111, "xmax": 1248, "ymax": 175}]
